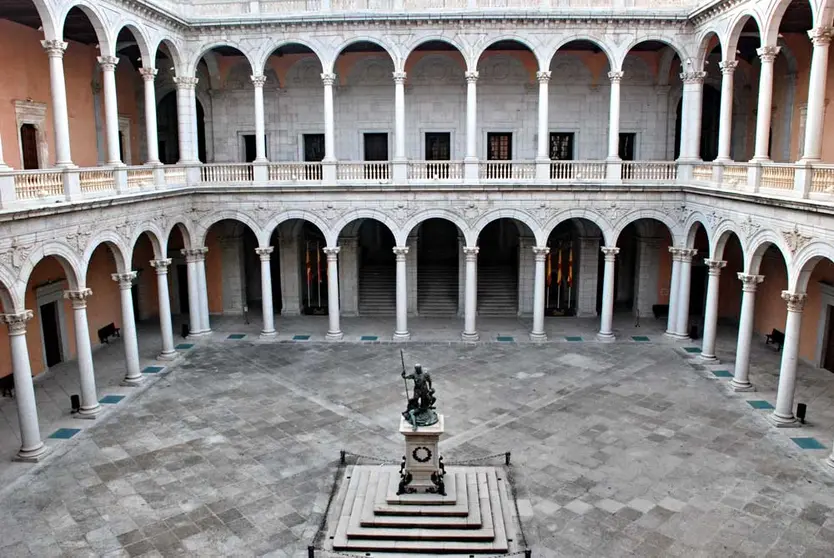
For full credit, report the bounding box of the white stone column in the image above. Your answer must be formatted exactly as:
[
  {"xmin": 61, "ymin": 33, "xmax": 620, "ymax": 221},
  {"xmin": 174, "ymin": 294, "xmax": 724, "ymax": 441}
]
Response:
[
  {"xmin": 530, "ymin": 246, "xmax": 550, "ymax": 341},
  {"xmin": 770, "ymin": 292, "xmax": 806, "ymax": 427},
  {"xmin": 393, "ymin": 71, "xmax": 406, "ymax": 161},
  {"xmin": 598, "ymin": 247, "xmax": 619, "ymax": 340},
  {"xmin": 576, "ymin": 236, "xmax": 600, "ymax": 317},
  {"xmin": 279, "ymin": 233, "xmax": 303, "ymax": 316},
  {"xmin": 149, "ymin": 259, "xmax": 176, "ymax": 360},
  {"xmin": 828, "ymin": 443, "xmax": 834, "ymax": 469},
  {"xmin": 716, "ymin": 61, "xmax": 738, "ymax": 162},
  {"xmin": 674, "ymin": 248, "xmax": 698, "ymax": 338},
  {"xmin": 699, "ymin": 259, "xmax": 727, "ymax": 362},
  {"xmin": 41, "ymin": 40, "xmax": 73, "ymax": 167},
  {"xmin": 140, "ymin": 68, "xmax": 160, "ymax": 165},
  {"xmin": 465, "ymin": 71, "xmax": 478, "ymax": 161},
  {"xmin": 393, "ymin": 246, "xmax": 410, "ymax": 340},
  {"xmin": 730, "ymin": 273, "xmax": 764, "ymax": 390},
  {"xmin": 338, "ymin": 237, "xmax": 359, "ymax": 316},
  {"xmin": 752, "ymin": 46, "xmax": 781, "ymax": 161},
  {"xmin": 112, "ymin": 272, "xmax": 143, "ymax": 385},
  {"xmin": 666, "ymin": 248, "xmax": 682, "ymax": 337},
  {"xmin": 1, "ymin": 311, "xmax": 48, "ymax": 461},
  {"xmin": 251, "ymin": 75, "xmax": 268, "ymax": 162},
  {"xmin": 678, "ymin": 71, "xmax": 707, "ymax": 160},
  {"xmin": 462, "ymin": 246, "xmax": 479, "ymax": 341},
  {"xmin": 321, "ymin": 73, "xmax": 336, "ymax": 162},
  {"xmin": 536, "ymin": 71, "xmax": 551, "ymax": 161},
  {"xmin": 633, "ymin": 237, "xmax": 661, "ymax": 320},
  {"xmin": 181, "ymin": 249, "xmax": 203, "ymax": 336},
  {"xmin": 98, "ymin": 56, "xmax": 123, "ymax": 165},
  {"xmin": 63, "ymin": 289, "xmax": 101, "ymax": 418},
  {"xmin": 256, "ymin": 247, "xmax": 276, "ymax": 336},
  {"xmin": 173, "ymin": 76, "xmax": 198, "ymax": 163},
  {"xmin": 607, "ymin": 71, "xmax": 623, "ymax": 160},
  {"xmin": 800, "ymin": 28, "xmax": 833, "ymax": 162},
  {"xmin": 406, "ymin": 235, "xmax": 418, "ymax": 316},
  {"xmin": 323, "ymin": 247, "xmax": 342, "ymax": 340},
  {"xmin": 195, "ymin": 247, "xmax": 210, "ymax": 334}
]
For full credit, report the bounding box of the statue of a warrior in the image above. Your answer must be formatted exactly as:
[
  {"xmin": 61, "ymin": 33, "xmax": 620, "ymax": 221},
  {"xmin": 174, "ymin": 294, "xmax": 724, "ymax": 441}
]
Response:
[{"xmin": 401, "ymin": 362, "xmax": 438, "ymax": 430}]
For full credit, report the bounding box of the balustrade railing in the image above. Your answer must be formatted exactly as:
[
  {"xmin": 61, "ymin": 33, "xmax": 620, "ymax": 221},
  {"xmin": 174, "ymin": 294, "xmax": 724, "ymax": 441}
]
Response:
[
  {"xmin": 407, "ymin": 161, "xmax": 464, "ymax": 180},
  {"xmin": 201, "ymin": 163, "xmax": 254, "ymax": 183},
  {"xmin": 550, "ymin": 161, "xmax": 606, "ymax": 180},
  {"xmin": 478, "ymin": 0, "xmax": 530, "ymax": 7},
  {"xmin": 13, "ymin": 170, "xmax": 63, "ymax": 200},
  {"xmin": 164, "ymin": 166, "xmax": 187, "ymax": 186},
  {"xmin": 338, "ymin": 162, "xmax": 391, "ymax": 181},
  {"xmin": 403, "ymin": 0, "xmax": 466, "ymax": 7},
  {"xmin": 692, "ymin": 164, "xmax": 713, "ymax": 182},
  {"xmin": 259, "ymin": 0, "xmax": 321, "ymax": 12},
  {"xmin": 79, "ymin": 169, "xmax": 115, "ymax": 193},
  {"xmin": 268, "ymin": 162, "xmax": 322, "ymax": 182},
  {"xmin": 812, "ymin": 165, "xmax": 834, "ymax": 194},
  {"xmin": 126, "ymin": 167, "xmax": 154, "ymax": 189},
  {"xmin": 760, "ymin": 163, "xmax": 795, "ymax": 191},
  {"xmin": 621, "ymin": 161, "xmax": 677, "ymax": 181},
  {"xmin": 331, "ymin": 0, "xmax": 393, "ymax": 9},
  {"xmin": 722, "ymin": 163, "xmax": 748, "ymax": 187},
  {"xmin": 479, "ymin": 161, "xmax": 536, "ymax": 180}
]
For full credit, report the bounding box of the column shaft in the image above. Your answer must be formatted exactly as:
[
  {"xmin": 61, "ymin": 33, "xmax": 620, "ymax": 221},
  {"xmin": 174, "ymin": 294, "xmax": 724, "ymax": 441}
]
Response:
[
  {"xmin": 716, "ymin": 61, "xmax": 737, "ymax": 161},
  {"xmin": 536, "ymin": 72, "xmax": 550, "ymax": 160},
  {"xmin": 771, "ymin": 292, "xmax": 805, "ymax": 426},
  {"xmin": 674, "ymin": 249, "xmax": 698, "ymax": 337},
  {"xmin": 607, "ymin": 72, "xmax": 622, "ymax": 159},
  {"xmin": 98, "ymin": 56, "xmax": 122, "ymax": 165},
  {"xmin": 173, "ymin": 77, "xmax": 198, "ymax": 163},
  {"xmin": 462, "ymin": 247, "xmax": 479, "ymax": 340},
  {"xmin": 324, "ymin": 247, "xmax": 342, "ymax": 340},
  {"xmin": 666, "ymin": 249, "xmax": 682, "ymax": 336},
  {"xmin": 322, "ymin": 73, "xmax": 336, "ymax": 161},
  {"xmin": 140, "ymin": 68, "xmax": 160, "ymax": 164},
  {"xmin": 42, "ymin": 41, "xmax": 73, "ymax": 166},
  {"xmin": 801, "ymin": 29, "xmax": 833, "ymax": 161},
  {"xmin": 113, "ymin": 273, "xmax": 142, "ymax": 385},
  {"xmin": 598, "ymin": 247, "xmax": 619, "ymax": 339},
  {"xmin": 699, "ymin": 260, "xmax": 726, "ymax": 361},
  {"xmin": 530, "ymin": 247, "xmax": 549, "ymax": 341},
  {"xmin": 394, "ymin": 72, "xmax": 406, "ymax": 161},
  {"xmin": 753, "ymin": 47, "xmax": 780, "ymax": 161},
  {"xmin": 465, "ymin": 72, "xmax": 478, "ymax": 160},
  {"xmin": 679, "ymin": 72, "xmax": 706, "ymax": 160},
  {"xmin": 257, "ymin": 248, "xmax": 276, "ymax": 336},
  {"xmin": 64, "ymin": 290, "xmax": 100, "ymax": 418},
  {"xmin": 731, "ymin": 274, "xmax": 764, "ymax": 390},
  {"xmin": 252, "ymin": 75, "xmax": 267, "ymax": 161},
  {"xmin": 182, "ymin": 250, "xmax": 202, "ymax": 335},
  {"xmin": 394, "ymin": 247, "xmax": 410, "ymax": 340},
  {"xmin": 150, "ymin": 259, "xmax": 176, "ymax": 359},
  {"xmin": 196, "ymin": 250, "xmax": 210, "ymax": 333}
]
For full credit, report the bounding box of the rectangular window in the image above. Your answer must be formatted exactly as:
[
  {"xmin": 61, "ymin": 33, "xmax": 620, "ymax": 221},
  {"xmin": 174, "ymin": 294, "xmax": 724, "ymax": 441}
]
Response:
[
  {"xmin": 363, "ymin": 133, "xmax": 389, "ymax": 180},
  {"xmin": 425, "ymin": 132, "xmax": 451, "ymax": 178},
  {"xmin": 487, "ymin": 132, "xmax": 512, "ymax": 179},
  {"xmin": 303, "ymin": 133, "xmax": 325, "ymax": 180},
  {"xmin": 619, "ymin": 133, "xmax": 636, "ymax": 179},
  {"xmin": 549, "ymin": 133, "xmax": 574, "ymax": 161},
  {"xmin": 243, "ymin": 134, "xmax": 257, "ymax": 163}
]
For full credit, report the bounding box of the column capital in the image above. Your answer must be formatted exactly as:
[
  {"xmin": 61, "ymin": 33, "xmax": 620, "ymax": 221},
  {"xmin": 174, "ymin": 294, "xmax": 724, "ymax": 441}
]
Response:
[
  {"xmin": 781, "ymin": 291, "xmax": 807, "ymax": 312},
  {"xmin": 536, "ymin": 71, "xmax": 551, "ymax": 83},
  {"xmin": 41, "ymin": 39, "xmax": 67, "ymax": 58},
  {"xmin": 139, "ymin": 67, "xmax": 158, "ymax": 81},
  {"xmin": 112, "ymin": 272, "xmax": 138, "ymax": 289},
  {"xmin": 465, "ymin": 71, "xmax": 479, "ymax": 84},
  {"xmin": 255, "ymin": 246, "xmax": 274, "ymax": 260},
  {"xmin": 173, "ymin": 76, "xmax": 199, "ymax": 90},
  {"xmin": 181, "ymin": 247, "xmax": 208, "ymax": 263},
  {"xmin": 678, "ymin": 248, "xmax": 698, "ymax": 262},
  {"xmin": 149, "ymin": 258, "xmax": 172, "ymax": 273},
  {"xmin": 392, "ymin": 246, "xmax": 409, "ymax": 259},
  {"xmin": 680, "ymin": 71, "xmax": 707, "ymax": 85},
  {"xmin": 608, "ymin": 71, "xmax": 623, "ymax": 83},
  {"xmin": 321, "ymin": 72, "xmax": 336, "ymax": 86},
  {"xmin": 97, "ymin": 55, "xmax": 119, "ymax": 71},
  {"xmin": 392, "ymin": 71, "xmax": 407, "ymax": 84},
  {"xmin": 1, "ymin": 310, "xmax": 34, "ymax": 335},
  {"xmin": 704, "ymin": 259, "xmax": 727, "ymax": 276},
  {"xmin": 532, "ymin": 246, "xmax": 550, "ymax": 260},
  {"xmin": 756, "ymin": 45, "xmax": 781, "ymax": 63},
  {"xmin": 63, "ymin": 288, "xmax": 93, "ymax": 309},
  {"xmin": 463, "ymin": 246, "xmax": 479, "ymax": 261},
  {"xmin": 719, "ymin": 60, "xmax": 738, "ymax": 74},
  {"xmin": 808, "ymin": 27, "xmax": 834, "ymax": 46},
  {"xmin": 323, "ymin": 246, "xmax": 340, "ymax": 259},
  {"xmin": 250, "ymin": 74, "xmax": 267, "ymax": 87},
  {"xmin": 600, "ymin": 246, "xmax": 620, "ymax": 260},
  {"xmin": 737, "ymin": 273, "xmax": 764, "ymax": 292}
]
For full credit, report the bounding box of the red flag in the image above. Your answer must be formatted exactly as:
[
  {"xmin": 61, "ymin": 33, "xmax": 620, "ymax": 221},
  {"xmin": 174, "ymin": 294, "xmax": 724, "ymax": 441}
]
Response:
[
  {"xmin": 545, "ymin": 249, "xmax": 552, "ymax": 288},
  {"xmin": 317, "ymin": 241, "xmax": 322, "ymax": 283},
  {"xmin": 305, "ymin": 242, "xmax": 312, "ymax": 285},
  {"xmin": 567, "ymin": 246, "xmax": 574, "ymax": 287}
]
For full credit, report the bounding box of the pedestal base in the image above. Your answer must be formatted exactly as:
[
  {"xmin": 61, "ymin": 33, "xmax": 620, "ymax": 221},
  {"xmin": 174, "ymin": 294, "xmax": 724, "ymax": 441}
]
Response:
[{"xmin": 400, "ymin": 414, "xmax": 444, "ymax": 493}]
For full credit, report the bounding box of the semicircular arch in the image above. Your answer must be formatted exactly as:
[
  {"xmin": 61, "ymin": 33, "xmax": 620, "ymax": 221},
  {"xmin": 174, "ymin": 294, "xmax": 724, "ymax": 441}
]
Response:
[
  {"xmin": 80, "ymin": 234, "xmax": 130, "ymax": 279},
  {"xmin": 327, "ymin": 36, "xmax": 398, "ymax": 73},
  {"xmin": 710, "ymin": 220, "xmax": 746, "ymax": 261},
  {"xmin": 189, "ymin": 40, "xmax": 256, "ymax": 76},
  {"xmin": 402, "ymin": 35, "xmax": 468, "ymax": 70},
  {"xmin": 129, "ymin": 224, "xmax": 166, "ymax": 261},
  {"xmin": 19, "ymin": 242, "xmax": 83, "ymax": 292},
  {"xmin": 541, "ymin": 209, "xmax": 613, "ymax": 247},
  {"xmin": 113, "ymin": 20, "xmax": 153, "ymax": 65},
  {"xmin": 260, "ymin": 210, "xmax": 331, "ymax": 247},
  {"xmin": 474, "ymin": 36, "xmax": 544, "ymax": 72},
  {"xmin": 744, "ymin": 228, "xmax": 791, "ymax": 274},
  {"xmin": 257, "ymin": 38, "xmax": 326, "ymax": 75},
  {"xmin": 59, "ymin": 1, "xmax": 113, "ymax": 55},
  {"xmin": 471, "ymin": 209, "xmax": 540, "ymax": 247},
  {"xmin": 611, "ymin": 210, "xmax": 682, "ymax": 247},
  {"xmin": 789, "ymin": 240, "xmax": 834, "ymax": 292},
  {"xmin": 546, "ymin": 36, "xmax": 615, "ymax": 71},
  {"xmin": 197, "ymin": 211, "xmax": 263, "ymax": 247},
  {"xmin": 726, "ymin": 11, "xmax": 764, "ymax": 56},
  {"xmin": 330, "ymin": 209, "xmax": 400, "ymax": 247},
  {"xmin": 399, "ymin": 209, "xmax": 471, "ymax": 246}
]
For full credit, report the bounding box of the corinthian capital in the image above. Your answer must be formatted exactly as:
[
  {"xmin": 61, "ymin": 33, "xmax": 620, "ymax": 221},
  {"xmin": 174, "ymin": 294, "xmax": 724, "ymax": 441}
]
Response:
[
  {"xmin": 41, "ymin": 40, "xmax": 67, "ymax": 58},
  {"xmin": 320, "ymin": 72, "xmax": 336, "ymax": 86},
  {"xmin": 781, "ymin": 291, "xmax": 807, "ymax": 312},
  {"xmin": 465, "ymin": 71, "xmax": 479, "ymax": 84},
  {"xmin": 680, "ymin": 71, "xmax": 707, "ymax": 85},
  {"xmin": 1, "ymin": 310, "xmax": 34, "ymax": 335},
  {"xmin": 392, "ymin": 71, "xmax": 407, "ymax": 84},
  {"xmin": 64, "ymin": 288, "xmax": 93, "ymax": 309},
  {"xmin": 756, "ymin": 46, "xmax": 781, "ymax": 63},
  {"xmin": 139, "ymin": 67, "xmax": 158, "ymax": 81},
  {"xmin": 536, "ymin": 71, "xmax": 551, "ymax": 83},
  {"xmin": 250, "ymin": 74, "xmax": 267, "ymax": 87},
  {"xmin": 97, "ymin": 56, "xmax": 119, "ymax": 72},
  {"xmin": 608, "ymin": 71, "xmax": 623, "ymax": 83},
  {"xmin": 808, "ymin": 27, "xmax": 834, "ymax": 47},
  {"xmin": 173, "ymin": 76, "xmax": 199, "ymax": 90},
  {"xmin": 112, "ymin": 272, "xmax": 138, "ymax": 289},
  {"xmin": 718, "ymin": 60, "xmax": 738, "ymax": 75}
]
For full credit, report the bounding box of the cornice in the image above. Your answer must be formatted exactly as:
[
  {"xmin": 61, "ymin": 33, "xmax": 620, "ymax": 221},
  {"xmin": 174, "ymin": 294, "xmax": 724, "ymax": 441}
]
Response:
[{"xmin": 689, "ymin": 0, "xmax": 746, "ymax": 28}]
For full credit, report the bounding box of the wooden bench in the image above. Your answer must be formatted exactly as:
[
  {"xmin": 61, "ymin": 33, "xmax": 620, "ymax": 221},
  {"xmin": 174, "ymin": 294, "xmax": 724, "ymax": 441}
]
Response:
[
  {"xmin": 97, "ymin": 323, "xmax": 121, "ymax": 345},
  {"xmin": 765, "ymin": 328, "xmax": 785, "ymax": 350}
]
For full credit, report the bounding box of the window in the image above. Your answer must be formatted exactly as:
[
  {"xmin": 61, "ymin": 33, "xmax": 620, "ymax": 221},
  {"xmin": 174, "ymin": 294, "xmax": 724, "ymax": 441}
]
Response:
[
  {"xmin": 425, "ymin": 133, "xmax": 451, "ymax": 178},
  {"xmin": 549, "ymin": 132, "xmax": 575, "ymax": 179},
  {"xmin": 487, "ymin": 132, "xmax": 512, "ymax": 179},
  {"xmin": 619, "ymin": 133, "xmax": 636, "ymax": 179},
  {"xmin": 242, "ymin": 134, "xmax": 257, "ymax": 163},
  {"xmin": 363, "ymin": 133, "xmax": 389, "ymax": 180},
  {"xmin": 303, "ymin": 134, "xmax": 325, "ymax": 180}
]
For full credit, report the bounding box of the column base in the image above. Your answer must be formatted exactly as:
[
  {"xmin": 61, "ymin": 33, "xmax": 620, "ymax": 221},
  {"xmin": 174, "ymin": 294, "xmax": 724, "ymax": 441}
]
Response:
[
  {"xmin": 76, "ymin": 405, "xmax": 101, "ymax": 419},
  {"xmin": 768, "ymin": 412, "xmax": 801, "ymax": 428},
  {"xmin": 157, "ymin": 350, "xmax": 177, "ymax": 361},
  {"xmin": 326, "ymin": 331, "xmax": 343, "ymax": 341},
  {"xmin": 259, "ymin": 330, "xmax": 277, "ymax": 339},
  {"xmin": 529, "ymin": 331, "xmax": 547, "ymax": 342},
  {"xmin": 596, "ymin": 332, "xmax": 615, "ymax": 342},
  {"xmin": 826, "ymin": 454, "xmax": 834, "ymax": 469},
  {"xmin": 121, "ymin": 375, "xmax": 144, "ymax": 387},
  {"xmin": 664, "ymin": 331, "xmax": 690, "ymax": 341},
  {"xmin": 15, "ymin": 443, "xmax": 49, "ymax": 463},
  {"xmin": 729, "ymin": 379, "xmax": 755, "ymax": 392},
  {"xmin": 698, "ymin": 354, "xmax": 718, "ymax": 363},
  {"xmin": 461, "ymin": 331, "xmax": 479, "ymax": 342},
  {"xmin": 188, "ymin": 330, "xmax": 212, "ymax": 338},
  {"xmin": 393, "ymin": 331, "xmax": 411, "ymax": 342}
]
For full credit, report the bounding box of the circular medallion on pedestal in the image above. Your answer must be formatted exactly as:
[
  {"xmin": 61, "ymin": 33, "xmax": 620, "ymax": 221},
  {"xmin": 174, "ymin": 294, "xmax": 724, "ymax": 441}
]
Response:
[{"xmin": 412, "ymin": 446, "xmax": 432, "ymax": 463}]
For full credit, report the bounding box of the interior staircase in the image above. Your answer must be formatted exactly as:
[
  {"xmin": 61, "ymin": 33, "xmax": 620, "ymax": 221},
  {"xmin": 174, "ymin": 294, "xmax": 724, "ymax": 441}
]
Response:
[
  {"xmin": 418, "ymin": 264, "xmax": 458, "ymax": 316},
  {"xmin": 359, "ymin": 265, "xmax": 396, "ymax": 315},
  {"xmin": 477, "ymin": 265, "xmax": 518, "ymax": 316}
]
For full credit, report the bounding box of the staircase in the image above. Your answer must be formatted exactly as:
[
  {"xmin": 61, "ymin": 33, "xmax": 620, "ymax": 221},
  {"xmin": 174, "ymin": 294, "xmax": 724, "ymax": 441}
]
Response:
[
  {"xmin": 477, "ymin": 266, "xmax": 518, "ymax": 316},
  {"xmin": 418, "ymin": 264, "xmax": 458, "ymax": 316},
  {"xmin": 359, "ymin": 265, "xmax": 396, "ymax": 315}
]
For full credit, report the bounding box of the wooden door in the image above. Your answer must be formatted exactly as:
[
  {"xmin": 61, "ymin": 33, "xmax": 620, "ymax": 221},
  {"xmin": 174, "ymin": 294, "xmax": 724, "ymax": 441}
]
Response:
[{"xmin": 20, "ymin": 124, "xmax": 39, "ymax": 169}]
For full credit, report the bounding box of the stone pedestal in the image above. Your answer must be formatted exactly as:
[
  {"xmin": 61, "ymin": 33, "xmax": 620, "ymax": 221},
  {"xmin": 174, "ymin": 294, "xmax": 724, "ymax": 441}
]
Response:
[{"xmin": 399, "ymin": 414, "xmax": 444, "ymax": 492}]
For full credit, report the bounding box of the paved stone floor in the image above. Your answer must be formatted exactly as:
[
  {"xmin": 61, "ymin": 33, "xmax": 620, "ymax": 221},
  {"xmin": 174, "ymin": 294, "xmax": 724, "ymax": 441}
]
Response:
[{"xmin": 1, "ymin": 316, "xmax": 834, "ymax": 556}]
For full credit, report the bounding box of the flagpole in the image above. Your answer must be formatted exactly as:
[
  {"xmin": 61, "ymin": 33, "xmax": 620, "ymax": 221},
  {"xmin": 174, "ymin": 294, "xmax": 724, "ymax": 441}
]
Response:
[
  {"xmin": 545, "ymin": 249, "xmax": 550, "ymax": 309},
  {"xmin": 306, "ymin": 240, "xmax": 311, "ymax": 309},
  {"xmin": 556, "ymin": 243, "xmax": 562, "ymax": 311},
  {"xmin": 317, "ymin": 240, "xmax": 322, "ymax": 308}
]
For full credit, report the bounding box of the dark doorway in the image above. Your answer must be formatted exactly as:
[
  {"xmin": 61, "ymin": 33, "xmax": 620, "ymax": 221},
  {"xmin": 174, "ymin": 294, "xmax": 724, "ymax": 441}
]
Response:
[
  {"xmin": 118, "ymin": 131, "xmax": 126, "ymax": 163},
  {"xmin": 243, "ymin": 134, "xmax": 257, "ymax": 163},
  {"xmin": 303, "ymin": 133, "xmax": 324, "ymax": 180},
  {"xmin": 156, "ymin": 93, "xmax": 208, "ymax": 164},
  {"xmin": 487, "ymin": 132, "xmax": 512, "ymax": 179},
  {"xmin": 549, "ymin": 132, "xmax": 574, "ymax": 160},
  {"xmin": 20, "ymin": 124, "xmax": 39, "ymax": 169},
  {"xmin": 425, "ymin": 132, "xmax": 451, "ymax": 178},
  {"xmin": 477, "ymin": 219, "xmax": 519, "ymax": 315},
  {"xmin": 364, "ymin": 133, "xmax": 388, "ymax": 161},
  {"xmin": 618, "ymin": 133, "xmax": 635, "ymax": 161},
  {"xmin": 700, "ymin": 85, "xmax": 721, "ymax": 161},
  {"xmin": 177, "ymin": 264, "xmax": 189, "ymax": 314},
  {"xmin": 40, "ymin": 302, "xmax": 62, "ymax": 367},
  {"xmin": 196, "ymin": 101, "xmax": 207, "ymax": 163},
  {"xmin": 417, "ymin": 219, "xmax": 459, "ymax": 316},
  {"xmin": 824, "ymin": 306, "xmax": 834, "ymax": 373}
]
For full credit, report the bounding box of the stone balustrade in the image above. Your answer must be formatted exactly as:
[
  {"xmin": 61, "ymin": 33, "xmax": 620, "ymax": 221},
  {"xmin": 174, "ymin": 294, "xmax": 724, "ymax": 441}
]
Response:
[{"xmin": 3, "ymin": 159, "xmax": 834, "ymax": 210}]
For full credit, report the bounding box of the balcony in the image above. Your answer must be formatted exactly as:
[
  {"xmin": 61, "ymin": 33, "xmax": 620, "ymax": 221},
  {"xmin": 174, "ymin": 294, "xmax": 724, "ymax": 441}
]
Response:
[{"xmin": 2, "ymin": 159, "xmax": 834, "ymax": 211}]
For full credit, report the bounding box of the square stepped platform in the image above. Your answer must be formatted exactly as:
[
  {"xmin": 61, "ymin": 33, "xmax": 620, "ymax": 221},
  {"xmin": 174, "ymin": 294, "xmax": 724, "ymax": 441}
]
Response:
[{"xmin": 326, "ymin": 465, "xmax": 518, "ymax": 555}]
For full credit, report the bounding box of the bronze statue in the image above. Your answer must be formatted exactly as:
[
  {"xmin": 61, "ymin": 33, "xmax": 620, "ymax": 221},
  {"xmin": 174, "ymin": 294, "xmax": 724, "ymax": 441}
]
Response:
[{"xmin": 401, "ymin": 356, "xmax": 438, "ymax": 430}]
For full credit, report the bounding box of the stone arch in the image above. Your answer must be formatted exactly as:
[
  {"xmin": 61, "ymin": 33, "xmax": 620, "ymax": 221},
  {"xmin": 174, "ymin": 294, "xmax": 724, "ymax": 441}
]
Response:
[
  {"xmin": 726, "ymin": 11, "xmax": 764, "ymax": 56},
  {"xmin": 408, "ymin": 53, "xmax": 466, "ymax": 85},
  {"xmin": 24, "ymin": 0, "xmax": 59, "ymax": 40},
  {"xmin": 789, "ymin": 241, "xmax": 834, "ymax": 292},
  {"xmin": 189, "ymin": 41, "xmax": 256, "ymax": 77},
  {"xmin": 59, "ymin": 1, "xmax": 113, "ymax": 56},
  {"xmin": 695, "ymin": 29, "xmax": 724, "ymax": 71},
  {"xmin": 112, "ymin": 20, "xmax": 152, "ymax": 64},
  {"xmin": 619, "ymin": 37, "xmax": 689, "ymax": 73},
  {"xmin": 198, "ymin": 211, "xmax": 263, "ymax": 247},
  {"xmin": 710, "ymin": 221, "xmax": 747, "ymax": 261},
  {"xmin": 284, "ymin": 56, "xmax": 325, "ymax": 88},
  {"xmin": 344, "ymin": 56, "xmax": 396, "ymax": 86},
  {"xmin": 129, "ymin": 225, "xmax": 166, "ymax": 261},
  {"xmin": 474, "ymin": 36, "xmax": 544, "ymax": 72},
  {"xmin": 541, "ymin": 209, "xmax": 614, "ymax": 247},
  {"xmin": 764, "ymin": 0, "xmax": 819, "ymax": 46},
  {"xmin": 80, "ymin": 235, "xmax": 130, "ymax": 279},
  {"xmin": 328, "ymin": 36, "xmax": 398, "ymax": 74},
  {"xmin": 682, "ymin": 213, "xmax": 713, "ymax": 248},
  {"xmin": 19, "ymin": 242, "xmax": 83, "ymax": 292},
  {"xmin": 399, "ymin": 209, "xmax": 472, "ymax": 246},
  {"xmin": 402, "ymin": 36, "xmax": 468, "ymax": 71},
  {"xmin": 657, "ymin": 46, "xmax": 680, "ymax": 86},
  {"xmin": 471, "ymin": 209, "xmax": 540, "ymax": 245},
  {"xmin": 745, "ymin": 229, "xmax": 792, "ymax": 274},
  {"xmin": 546, "ymin": 36, "xmax": 615, "ymax": 72},
  {"xmin": 165, "ymin": 222, "xmax": 194, "ymax": 251},
  {"xmin": 611, "ymin": 209, "xmax": 681, "ymax": 247},
  {"xmin": 151, "ymin": 37, "xmax": 184, "ymax": 75},
  {"xmin": 331, "ymin": 210, "xmax": 400, "ymax": 247},
  {"xmin": 0, "ymin": 264, "xmax": 22, "ymax": 312},
  {"xmin": 257, "ymin": 38, "xmax": 326, "ymax": 76},
  {"xmin": 261, "ymin": 210, "xmax": 331, "ymax": 247}
]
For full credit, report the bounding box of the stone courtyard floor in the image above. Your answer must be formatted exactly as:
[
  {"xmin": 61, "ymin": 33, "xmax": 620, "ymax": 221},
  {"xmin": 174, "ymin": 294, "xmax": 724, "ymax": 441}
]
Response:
[{"xmin": 0, "ymin": 316, "xmax": 834, "ymax": 556}]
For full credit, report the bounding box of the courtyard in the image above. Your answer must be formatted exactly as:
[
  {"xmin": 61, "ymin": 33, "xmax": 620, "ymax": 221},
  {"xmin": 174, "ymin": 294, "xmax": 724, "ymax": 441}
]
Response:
[{"xmin": 0, "ymin": 318, "xmax": 834, "ymax": 557}]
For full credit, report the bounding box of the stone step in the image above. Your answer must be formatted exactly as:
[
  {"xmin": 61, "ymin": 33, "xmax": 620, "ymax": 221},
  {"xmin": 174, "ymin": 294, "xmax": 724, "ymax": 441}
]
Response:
[
  {"xmin": 375, "ymin": 470, "xmax": 470, "ymax": 517},
  {"xmin": 384, "ymin": 469, "xmax": 459, "ymax": 505}
]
